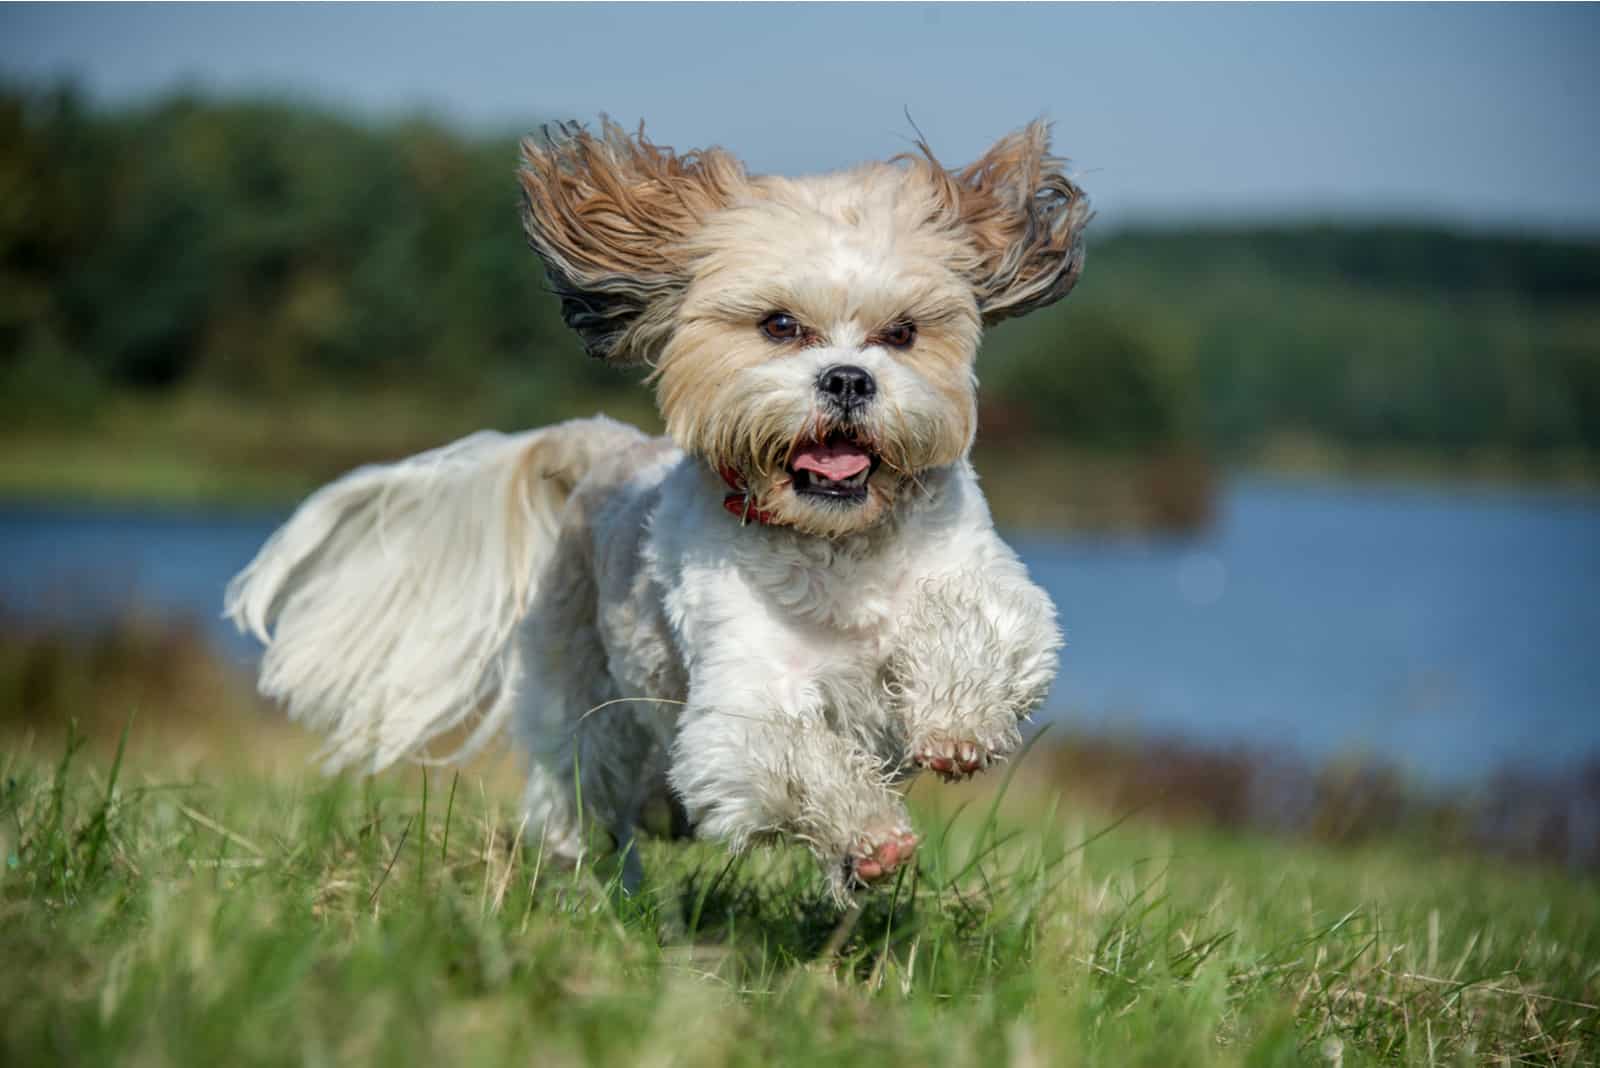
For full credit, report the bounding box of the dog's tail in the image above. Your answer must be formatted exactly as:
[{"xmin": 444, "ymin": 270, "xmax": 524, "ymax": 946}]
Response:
[{"xmin": 225, "ymin": 415, "xmax": 641, "ymax": 772}]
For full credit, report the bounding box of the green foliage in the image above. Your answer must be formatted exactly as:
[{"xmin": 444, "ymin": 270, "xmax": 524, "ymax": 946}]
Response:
[
  {"xmin": 0, "ymin": 84, "xmax": 623, "ymax": 422},
  {"xmin": 982, "ymin": 306, "xmax": 1191, "ymax": 448},
  {"xmin": 1070, "ymin": 228, "xmax": 1600, "ymax": 456},
  {"xmin": 3, "ymin": 83, "xmax": 1598, "ymax": 470}
]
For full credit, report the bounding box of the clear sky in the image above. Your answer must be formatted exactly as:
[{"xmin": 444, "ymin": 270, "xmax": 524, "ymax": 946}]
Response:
[{"xmin": 3, "ymin": 3, "xmax": 1597, "ymax": 233}]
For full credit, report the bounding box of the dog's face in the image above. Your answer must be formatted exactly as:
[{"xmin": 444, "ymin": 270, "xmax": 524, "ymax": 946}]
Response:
[{"xmin": 519, "ymin": 120, "xmax": 1088, "ymax": 537}]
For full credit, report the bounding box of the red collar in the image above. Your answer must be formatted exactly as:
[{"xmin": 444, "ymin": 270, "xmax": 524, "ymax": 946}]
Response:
[{"xmin": 717, "ymin": 464, "xmax": 778, "ymax": 526}]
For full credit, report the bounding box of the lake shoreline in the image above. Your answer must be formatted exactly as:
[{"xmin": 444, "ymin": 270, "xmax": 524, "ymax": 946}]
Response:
[
  {"xmin": 5, "ymin": 427, "xmax": 1598, "ymax": 537},
  {"xmin": 4, "ymin": 478, "xmax": 1597, "ymax": 791}
]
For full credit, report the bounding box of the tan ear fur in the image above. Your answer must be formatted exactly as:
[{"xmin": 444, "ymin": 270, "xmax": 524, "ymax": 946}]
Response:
[
  {"xmin": 519, "ymin": 119, "xmax": 749, "ymax": 363},
  {"xmin": 907, "ymin": 120, "xmax": 1091, "ymax": 325}
]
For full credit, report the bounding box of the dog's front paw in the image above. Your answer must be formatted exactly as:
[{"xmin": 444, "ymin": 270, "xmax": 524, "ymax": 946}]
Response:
[
  {"xmin": 843, "ymin": 825, "xmax": 919, "ymax": 887},
  {"xmin": 910, "ymin": 728, "xmax": 1015, "ymax": 782}
]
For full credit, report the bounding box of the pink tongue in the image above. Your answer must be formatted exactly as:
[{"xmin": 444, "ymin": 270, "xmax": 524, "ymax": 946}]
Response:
[{"xmin": 791, "ymin": 441, "xmax": 872, "ymax": 481}]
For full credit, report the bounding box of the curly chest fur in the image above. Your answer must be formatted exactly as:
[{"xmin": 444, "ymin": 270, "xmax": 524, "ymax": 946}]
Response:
[
  {"xmin": 616, "ymin": 458, "xmax": 986, "ymax": 712},
  {"xmin": 741, "ymin": 534, "xmax": 916, "ymax": 638}
]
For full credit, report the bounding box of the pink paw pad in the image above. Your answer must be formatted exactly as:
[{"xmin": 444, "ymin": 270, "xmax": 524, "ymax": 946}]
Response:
[{"xmin": 847, "ymin": 829, "xmax": 919, "ymax": 885}]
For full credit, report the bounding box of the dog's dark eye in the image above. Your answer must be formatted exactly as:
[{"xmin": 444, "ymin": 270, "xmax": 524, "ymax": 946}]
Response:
[
  {"xmin": 878, "ymin": 321, "xmax": 917, "ymax": 349},
  {"xmin": 760, "ymin": 312, "xmax": 803, "ymax": 342}
]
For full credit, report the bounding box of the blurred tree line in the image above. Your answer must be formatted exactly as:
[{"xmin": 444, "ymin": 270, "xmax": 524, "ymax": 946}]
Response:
[{"xmin": 3, "ymin": 84, "xmax": 1598, "ymax": 471}]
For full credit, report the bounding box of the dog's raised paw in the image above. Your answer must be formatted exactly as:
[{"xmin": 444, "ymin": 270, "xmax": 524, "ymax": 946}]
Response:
[
  {"xmin": 911, "ymin": 731, "xmax": 996, "ymax": 782},
  {"xmin": 846, "ymin": 827, "xmax": 918, "ymax": 886}
]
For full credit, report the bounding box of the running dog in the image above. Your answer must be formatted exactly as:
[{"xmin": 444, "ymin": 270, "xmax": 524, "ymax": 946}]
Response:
[{"xmin": 226, "ymin": 118, "xmax": 1087, "ymax": 898}]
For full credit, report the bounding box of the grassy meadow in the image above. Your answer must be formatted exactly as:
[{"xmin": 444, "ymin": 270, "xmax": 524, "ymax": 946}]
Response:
[{"xmin": 2, "ymin": 625, "xmax": 1596, "ymax": 1067}]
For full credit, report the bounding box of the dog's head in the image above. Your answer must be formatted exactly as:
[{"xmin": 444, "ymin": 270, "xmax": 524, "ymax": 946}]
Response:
[{"xmin": 519, "ymin": 119, "xmax": 1089, "ymax": 537}]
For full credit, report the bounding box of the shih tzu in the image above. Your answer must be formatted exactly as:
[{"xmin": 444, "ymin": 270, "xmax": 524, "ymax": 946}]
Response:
[{"xmin": 226, "ymin": 118, "xmax": 1087, "ymax": 898}]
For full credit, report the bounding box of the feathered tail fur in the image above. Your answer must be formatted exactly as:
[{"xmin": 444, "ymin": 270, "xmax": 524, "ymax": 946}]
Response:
[{"xmin": 225, "ymin": 415, "xmax": 638, "ymax": 772}]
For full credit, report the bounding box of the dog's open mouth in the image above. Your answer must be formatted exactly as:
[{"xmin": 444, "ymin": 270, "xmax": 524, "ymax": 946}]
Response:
[{"xmin": 787, "ymin": 435, "xmax": 879, "ymax": 502}]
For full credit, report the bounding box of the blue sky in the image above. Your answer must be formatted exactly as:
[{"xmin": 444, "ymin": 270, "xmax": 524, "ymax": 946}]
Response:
[{"xmin": 3, "ymin": 3, "xmax": 1597, "ymax": 232}]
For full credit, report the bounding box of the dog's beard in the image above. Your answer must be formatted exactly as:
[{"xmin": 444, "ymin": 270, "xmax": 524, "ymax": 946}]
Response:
[
  {"xmin": 740, "ymin": 422, "xmax": 898, "ymax": 538},
  {"xmin": 664, "ymin": 379, "xmax": 968, "ymax": 538}
]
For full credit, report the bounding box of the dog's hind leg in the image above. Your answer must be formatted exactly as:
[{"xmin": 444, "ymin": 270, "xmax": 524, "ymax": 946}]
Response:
[
  {"xmin": 512, "ymin": 512, "xmax": 671, "ymax": 885},
  {"xmin": 522, "ymin": 716, "xmax": 667, "ymax": 889},
  {"xmin": 512, "ymin": 519, "xmax": 617, "ymax": 866}
]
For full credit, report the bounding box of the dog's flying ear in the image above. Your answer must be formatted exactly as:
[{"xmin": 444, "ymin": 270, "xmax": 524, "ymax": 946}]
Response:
[
  {"xmin": 923, "ymin": 120, "xmax": 1091, "ymax": 326},
  {"xmin": 519, "ymin": 119, "xmax": 748, "ymax": 364}
]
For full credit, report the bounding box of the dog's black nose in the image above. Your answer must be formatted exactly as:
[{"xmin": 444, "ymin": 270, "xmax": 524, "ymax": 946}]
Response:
[{"xmin": 817, "ymin": 365, "xmax": 877, "ymax": 408}]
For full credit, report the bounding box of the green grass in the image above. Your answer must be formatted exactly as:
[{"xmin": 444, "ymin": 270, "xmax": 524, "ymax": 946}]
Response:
[{"xmin": 4, "ymin": 727, "xmax": 1597, "ymax": 1066}]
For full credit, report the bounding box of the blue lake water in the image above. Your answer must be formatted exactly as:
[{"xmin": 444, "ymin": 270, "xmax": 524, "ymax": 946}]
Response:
[{"xmin": 3, "ymin": 477, "xmax": 1598, "ymax": 786}]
